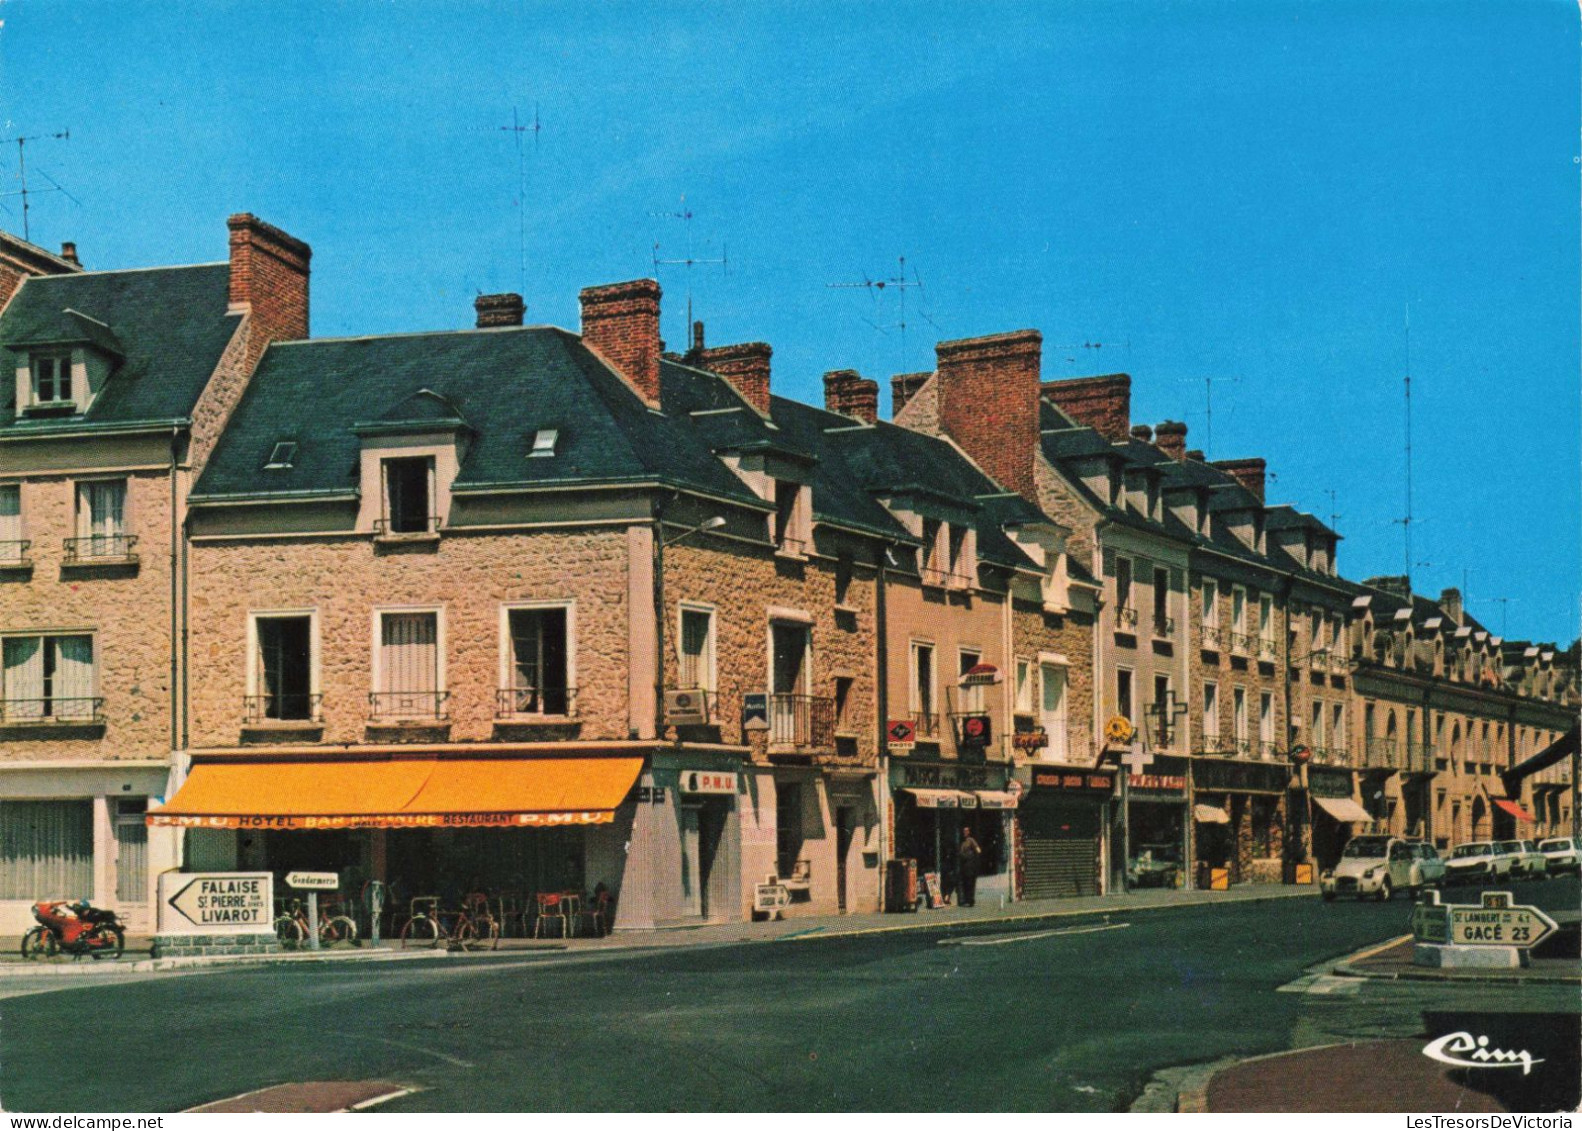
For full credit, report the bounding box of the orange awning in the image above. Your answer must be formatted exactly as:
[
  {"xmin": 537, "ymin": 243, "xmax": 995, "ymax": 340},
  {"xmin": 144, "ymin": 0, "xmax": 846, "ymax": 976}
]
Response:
[
  {"xmin": 1493, "ymin": 798, "xmax": 1536, "ymax": 823},
  {"xmin": 148, "ymin": 757, "xmax": 643, "ymax": 831}
]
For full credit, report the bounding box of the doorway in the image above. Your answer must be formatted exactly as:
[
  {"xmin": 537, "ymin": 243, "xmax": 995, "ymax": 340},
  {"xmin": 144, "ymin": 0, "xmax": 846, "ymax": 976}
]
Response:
[
  {"xmin": 835, "ymin": 806, "xmax": 853, "ymax": 913},
  {"xmin": 680, "ymin": 803, "xmax": 727, "ymax": 920}
]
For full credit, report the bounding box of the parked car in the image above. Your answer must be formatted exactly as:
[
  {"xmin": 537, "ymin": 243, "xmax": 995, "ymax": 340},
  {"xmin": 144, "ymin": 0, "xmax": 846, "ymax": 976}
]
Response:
[
  {"xmin": 1443, "ymin": 841, "xmax": 1516, "ymax": 884},
  {"xmin": 1500, "ymin": 839, "xmax": 1548, "ymax": 879},
  {"xmin": 1404, "ymin": 840, "xmax": 1446, "ymax": 888},
  {"xmin": 1320, "ymin": 835, "xmax": 1430, "ymax": 901},
  {"xmin": 1538, "ymin": 836, "xmax": 1581, "ymax": 875}
]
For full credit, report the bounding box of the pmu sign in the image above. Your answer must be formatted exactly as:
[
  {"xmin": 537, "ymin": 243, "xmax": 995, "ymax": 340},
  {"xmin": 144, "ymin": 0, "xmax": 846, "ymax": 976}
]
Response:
[{"xmin": 1412, "ymin": 890, "xmax": 1558, "ymax": 949}]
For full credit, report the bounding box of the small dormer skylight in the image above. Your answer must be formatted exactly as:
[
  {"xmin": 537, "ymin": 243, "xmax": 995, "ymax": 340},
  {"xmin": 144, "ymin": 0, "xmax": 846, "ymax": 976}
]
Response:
[
  {"xmin": 529, "ymin": 429, "xmax": 559, "ymax": 458},
  {"xmin": 264, "ymin": 441, "xmax": 297, "ymax": 469}
]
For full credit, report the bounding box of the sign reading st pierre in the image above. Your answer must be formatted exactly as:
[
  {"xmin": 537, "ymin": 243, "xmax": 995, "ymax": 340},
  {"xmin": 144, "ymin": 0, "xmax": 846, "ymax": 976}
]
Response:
[{"xmin": 158, "ymin": 871, "xmax": 274, "ymax": 935}]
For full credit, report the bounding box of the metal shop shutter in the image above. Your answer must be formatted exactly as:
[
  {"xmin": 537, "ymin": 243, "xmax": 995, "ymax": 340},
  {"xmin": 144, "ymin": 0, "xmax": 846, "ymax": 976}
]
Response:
[{"xmin": 1022, "ymin": 800, "xmax": 1101, "ymax": 899}]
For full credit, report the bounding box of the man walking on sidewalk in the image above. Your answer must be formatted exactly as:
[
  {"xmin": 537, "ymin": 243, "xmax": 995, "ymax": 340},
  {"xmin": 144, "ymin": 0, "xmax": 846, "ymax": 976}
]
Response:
[{"xmin": 958, "ymin": 826, "xmax": 982, "ymax": 907}]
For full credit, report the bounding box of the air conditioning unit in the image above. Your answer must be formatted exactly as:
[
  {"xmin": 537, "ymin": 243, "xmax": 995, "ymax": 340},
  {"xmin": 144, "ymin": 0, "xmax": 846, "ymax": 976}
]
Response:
[{"xmin": 664, "ymin": 689, "xmax": 709, "ymax": 726}]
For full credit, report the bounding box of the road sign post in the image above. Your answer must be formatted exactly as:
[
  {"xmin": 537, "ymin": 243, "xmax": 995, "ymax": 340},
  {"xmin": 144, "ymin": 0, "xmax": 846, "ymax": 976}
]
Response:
[
  {"xmin": 286, "ymin": 872, "xmax": 338, "ymax": 953},
  {"xmin": 1412, "ymin": 890, "xmax": 1559, "ymax": 970}
]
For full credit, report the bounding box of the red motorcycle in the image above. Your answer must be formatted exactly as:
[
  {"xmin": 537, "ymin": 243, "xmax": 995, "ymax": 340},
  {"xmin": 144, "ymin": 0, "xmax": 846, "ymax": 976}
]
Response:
[{"xmin": 21, "ymin": 899, "xmax": 125, "ymax": 960}]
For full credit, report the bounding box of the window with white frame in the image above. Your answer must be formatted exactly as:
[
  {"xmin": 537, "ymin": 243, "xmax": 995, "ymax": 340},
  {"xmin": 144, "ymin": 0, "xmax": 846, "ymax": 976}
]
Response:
[
  {"xmin": 1152, "ymin": 674, "xmax": 1174, "ymax": 748},
  {"xmin": 911, "ymin": 641, "xmax": 936, "ymax": 729},
  {"xmin": 30, "ymin": 353, "xmax": 73, "ymax": 405},
  {"xmin": 1115, "ymin": 556, "xmax": 1134, "ymax": 623},
  {"xmin": 1258, "ymin": 594, "xmax": 1274, "ymax": 654},
  {"xmin": 1153, "ymin": 567, "xmax": 1172, "ymax": 635},
  {"xmin": 0, "ymin": 800, "xmax": 93, "ymax": 900},
  {"xmin": 1259, "ymin": 691, "xmax": 1274, "ymax": 753},
  {"xmin": 678, "ymin": 605, "xmax": 715, "ymax": 694},
  {"xmin": 376, "ymin": 610, "xmax": 443, "ymax": 719},
  {"xmin": 1311, "ymin": 700, "xmax": 1325, "ymax": 749},
  {"xmin": 1041, "ymin": 661, "xmax": 1068, "ymax": 759},
  {"xmin": 1332, "ymin": 703, "xmax": 1346, "ymax": 755},
  {"xmin": 1202, "ymin": 579, "xmax": 1219, "ymax": 638},
  {"xmin": 0, "ymin": 484, "xmax": 21, "ymax": 559},
  {"xmin": 504, "ymin": 605, "xmax": 571, "ymax": 715},
  {"xmin": 1014, "ymin": 658, "xmax": 1033, "ymax": 715},
  {"xmin": 74, "ymin": 479, "xmax": 129, "ymax": 558},
  {"xmin": 1233, "ymin": 686, "xmax": 1248, "ymax": 747},
  {"xmin": 1116, "ymin": 667, "xmax": 1134, "ymax": 727},
  {"xmin": 1, "ymin": 634, "xmax": 96, "ymax": 720},
  {"xmin": 250, "ymin": 614, "xmax": 316, "ymax": 721},
  {"xmin": 773, "ymin": 480, "xmax": 810, "ymax": 556},
  {"xmin": 1203, "ymin": 681, "xmax": 1220, "ymax": 748},
  {"xmin": 957, "ymin": 649, "xmax": 985, "ymax": 713},
  {"xmin": 1231, "ymin": 586, "xmax": 1247, "ymax": 651}
]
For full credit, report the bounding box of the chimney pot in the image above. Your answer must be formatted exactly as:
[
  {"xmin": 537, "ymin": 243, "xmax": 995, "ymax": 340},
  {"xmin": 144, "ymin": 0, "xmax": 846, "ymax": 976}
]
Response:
[
  {"xmin": 474, "ymin": 292, "xmax": 525, "ymax": 328},
  {"xmin": 58, "ymin": 241, "xmax": 80, "ymax": 267},
  {"xmin": 579, "ymin": 278, "xmax": 663, "ymax": 407},
  {"xmin": 890, "ymin": 371, "xmax": 931, "ymax": 416},
  {"xmin": 1154, "ymin": 419, "xmax": 1188, "ymax": 460},
  {"xmin": 1041, "ymin": 374, "xmax": 1131, "ymax": 443},
  {"xmin": 692, "ymin": 320, "xmax": 705, "ymax": 354},
  {"xmin": 823, "ymin": 369, "xmax": 879, "ymax": 424},
  {"xmin": 1130, "ymin": 424, "xmax": 1153, "ymax": 442},
  {"xmin": 1185, "ymin": 448, "xmax": 1205, "ymax": 462}
]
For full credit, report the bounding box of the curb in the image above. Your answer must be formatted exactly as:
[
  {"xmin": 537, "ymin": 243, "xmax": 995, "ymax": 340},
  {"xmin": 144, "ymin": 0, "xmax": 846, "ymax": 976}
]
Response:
[
  {"xmin": 1329, "ymin": 934, "xmax": 1582, "ymax": 986},
  {"xmin": 1172, "ymin": 1043, "xmax": 1357, "ymax": 1113},
  {"xmin": 0, "ymin": 946, "xmax": 444, "ymax": 977}
]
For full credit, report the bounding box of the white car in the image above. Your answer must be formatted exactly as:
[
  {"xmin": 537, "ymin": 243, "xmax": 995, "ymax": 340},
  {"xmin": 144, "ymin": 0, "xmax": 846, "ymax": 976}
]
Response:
[
  {"xmin": 1500, "ymin": 839, "xmax": 1548, "ymax": 879},
  {"xmin": 1320, "ymin": 835, "xmax": 1428, "ymax": 901},
  {"xmin": 1444, "ymin": 841, "xmax": 1516, "ymax": 885},
  {"xmin": 1538, "ymin": 836, "xmax": 1581, "ymax": 875}
]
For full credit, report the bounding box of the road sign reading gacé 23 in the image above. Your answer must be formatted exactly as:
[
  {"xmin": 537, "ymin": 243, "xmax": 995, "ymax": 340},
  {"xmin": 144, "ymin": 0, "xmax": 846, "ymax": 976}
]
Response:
[{"xmin": 1411, "ymin": 890, "xmax": 1558, "ymax": 949}]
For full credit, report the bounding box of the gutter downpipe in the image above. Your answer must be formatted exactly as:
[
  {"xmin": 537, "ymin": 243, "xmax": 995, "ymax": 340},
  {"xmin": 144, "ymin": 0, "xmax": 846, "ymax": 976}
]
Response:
[{"xmin": 875, "ymin": 542, "xmax": 891, "ymax": 910}]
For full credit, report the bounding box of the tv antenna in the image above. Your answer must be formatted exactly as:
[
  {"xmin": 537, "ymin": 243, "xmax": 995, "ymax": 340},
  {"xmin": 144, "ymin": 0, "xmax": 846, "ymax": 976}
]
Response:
[
  {"xmin": 650, "ymin": 195, "xmax": 726, "ymax": 344},
  {"xmin": 0, "ymin": 129, "xmax": 74, "ymax": 242},
  {"xmin": 1173, "ymin": 375, "xmax": 1241, "ymax": 455},
  {"xmin": 497, "ymin": 105, "xmax": 541, "ymax": 298},
  {"xmin": 1393, "ymin": 304, "xmax": 1415, "ymax": 578},
  {"xmin": 1485, "ymin": 596, "xmax": 1515, "ymax": 637},
  {"xmin": 827, "ymin": 256, "xmax": 936, "ymax": 373},
  {"xmin": 1323, "ymin": 489, "xmax": 1341, "ymax": 531}
]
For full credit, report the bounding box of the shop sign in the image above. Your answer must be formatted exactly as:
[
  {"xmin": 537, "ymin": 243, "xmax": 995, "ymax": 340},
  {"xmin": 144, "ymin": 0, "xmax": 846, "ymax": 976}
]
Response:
[
  {"xmin": 956, "ymin": 714, "xmax": 992, "ymax": 747},
  {"xmin": 636, "ymin": 786, "xmax": 668, "ymax": 805},
  {"xmin": 1012, "ymin": 729, "xmax": 1048, "ymax": 752},
  {"xmin": 159, "ymin": 872, "xmax": 273, "ymax": 935},
  {"xmin": 1193, "ymin": 759, "xmax": 1290, "ymax": 795},
  {"xmin": 152, "ymin": 811, "xmax": 617, "ymax": 829},
  {"xmin": 1032, "ymin": 769, "xmax": 1114, "ymax": 793},
  {"xmin": 742, "ymin": 693, "xmax": 769, "ymax": 733},
  {"xmin": 891, "ymin": 761, "xmax": 1007, "ymax": 791},
  {"xmin": 680, "ymin": 770, "xmax": 737, "ymax": 795},
  {"xmin": 887, "ymin": 719, "xmax": 916, "ymax": 749},
  {"xmin": 959, "ymin": 663, "xmax": 1002, "ymax": 687},
  {"xmin": 1308, "ymin": 766, "xmax": 1354, "ymax": 799},
  {"xmin": 1129, "ymin": 774, "xmax": 1187, "ymax": 793}
]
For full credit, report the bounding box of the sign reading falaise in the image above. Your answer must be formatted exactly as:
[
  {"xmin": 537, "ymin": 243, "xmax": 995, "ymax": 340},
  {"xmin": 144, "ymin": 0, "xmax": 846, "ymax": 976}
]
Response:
[{"xmin": 158, "ymin": 871, "xmax": 274, "ymax": 934}]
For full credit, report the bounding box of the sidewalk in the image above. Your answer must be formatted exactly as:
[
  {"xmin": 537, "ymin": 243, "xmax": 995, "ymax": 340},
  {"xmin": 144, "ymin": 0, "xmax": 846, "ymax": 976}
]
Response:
[{"xmin": 0, "ymin": 880, "xmax": 1318, "ymax": 974}]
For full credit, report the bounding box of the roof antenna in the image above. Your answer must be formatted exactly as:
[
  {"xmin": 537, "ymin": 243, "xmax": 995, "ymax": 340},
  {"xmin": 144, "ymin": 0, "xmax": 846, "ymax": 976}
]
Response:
[
  {"xmin": 497, "ymin": 105, "xmax": 541, "ymax": 298},
  {"xmin": 1172, "ymin": 375, "xmax": 1241, "ymax": 456},
  {"xmin": 1324, "ymin": 488, "xmax": 1341, "ymax": 531},
  {"xmin": 1392, "ymin": 303, "xmax": 1414, "ymax": 581},
  {"xmin": 827, "ymin": 256, "xmax": 935, "ymax": 373},
  {"xmin": 0, "ymin": 129, "xmax": 73, "ymax": 242},
  {"xmin": 650, "ymin": 195, "xmax": 727, "ymax": 346}
]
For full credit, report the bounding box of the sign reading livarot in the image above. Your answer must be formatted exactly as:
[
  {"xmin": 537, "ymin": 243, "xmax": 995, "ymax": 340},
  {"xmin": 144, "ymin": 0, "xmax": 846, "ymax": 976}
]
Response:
[{"xmin": 157, "ymin": 872, "xmax": 274, "ymax": 935}]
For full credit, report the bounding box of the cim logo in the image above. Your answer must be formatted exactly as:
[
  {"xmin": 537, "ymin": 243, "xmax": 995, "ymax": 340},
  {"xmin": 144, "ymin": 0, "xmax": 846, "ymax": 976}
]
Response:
[{"xmin": 1422, "ymin": 1031, "xmax": 1544, "ymax": 1076}]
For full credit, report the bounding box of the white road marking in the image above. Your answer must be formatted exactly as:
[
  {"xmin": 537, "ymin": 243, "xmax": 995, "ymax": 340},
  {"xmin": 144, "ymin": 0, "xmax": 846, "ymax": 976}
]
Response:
[
  {"xmin": 351, "ymin": 1034, "xmax": 476, "ymax": 1068},
  {"xmin": 349, "ymin": 1087, "xmax": 417, "ymax": 1110},
  {"xmin": 943, "ymin": 922, "xmax": 1131, "ymax": 947}
]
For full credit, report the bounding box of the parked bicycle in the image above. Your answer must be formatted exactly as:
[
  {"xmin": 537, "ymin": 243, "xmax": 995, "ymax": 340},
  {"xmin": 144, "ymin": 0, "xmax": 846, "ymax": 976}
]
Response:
[
  {"xmin": 273, "ymin": 896, "xmax": 358, "ymax": 950},
  {"xmin": 397, "ymin": 893, "xmax": 500, "ymax": 951}
]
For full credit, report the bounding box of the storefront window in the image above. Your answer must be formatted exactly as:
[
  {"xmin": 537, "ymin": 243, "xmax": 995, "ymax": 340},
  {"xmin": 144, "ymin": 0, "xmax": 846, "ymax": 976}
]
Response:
[{"xmin": 0, "ymin": 800, "xmax": 93, "ymax": 900}]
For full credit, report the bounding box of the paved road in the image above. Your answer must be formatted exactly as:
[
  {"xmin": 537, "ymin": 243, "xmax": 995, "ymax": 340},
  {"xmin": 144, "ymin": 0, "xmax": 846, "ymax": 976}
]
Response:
[{"xmin": 0, "ymin": 885, "xmax": 1573, "ymax": 1113}]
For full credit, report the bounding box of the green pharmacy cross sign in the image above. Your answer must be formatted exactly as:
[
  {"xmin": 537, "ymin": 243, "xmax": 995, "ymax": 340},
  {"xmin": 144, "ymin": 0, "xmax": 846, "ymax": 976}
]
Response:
[{"xmin": 1411, "ymin": 890, "xmax": 1558, "ymax": 950}]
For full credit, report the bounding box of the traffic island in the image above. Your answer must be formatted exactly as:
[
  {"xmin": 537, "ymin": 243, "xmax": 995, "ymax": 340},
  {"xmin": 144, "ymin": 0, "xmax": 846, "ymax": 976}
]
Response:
[{"xmin": 151, "ymin": 932, "xmax": 280, "ymax": 960}]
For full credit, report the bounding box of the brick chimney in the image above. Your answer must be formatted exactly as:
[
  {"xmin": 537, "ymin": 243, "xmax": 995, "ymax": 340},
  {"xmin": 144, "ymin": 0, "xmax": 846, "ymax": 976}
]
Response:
[
  {"xmin": 697, "ymin": 341, "xmax": 773, "ymax": 416},
  {"xmin": 1366, "ymin": 575, "xmax": 1413, "ymax": 599},
  {"xmin": 58, "ymin": 242, "xmax": 80, "ymax": 268},
  {"xmin": 1213, "ymin": 457, "xmax": 1266, "ymax": 503},
  {"xmin": 1440, "ymin": 587, "xmax": 1464, "ymax": 622},
  {"xmin": 1130, "ymin": 424, "xmax": 1153, "ymax": 442},
  {"xmin": 1185, "ymin": 448, "xmax": 1205, "ymax": 462},
  {"xmin": 823, "ymin": 369, "xmax": 879, "ymax": 424},
  {"xmin": 936, "ymin": 330, "xmax": 1042, "ymax": 502},
  {"xmin": 891, "ymin": 371, "xmax": 931, "ymax": 416},
  {"xmin": 1041, "ymin": 374, "xmax": 1131, "ymax": 443},
  {"xmin": 579, "ymin": 278, "xmax": 662, "ymax": 407},
  {"xmin": 1155, "ymin": 420, "xmax": 1188, "ymax": 461},
  {"xmin": 474, "ymin": 292, "xmax": 525, "ymax": 328},
  {"xmin": 227, "ymin": 214, "xmax": 311, "ymax": 361}
]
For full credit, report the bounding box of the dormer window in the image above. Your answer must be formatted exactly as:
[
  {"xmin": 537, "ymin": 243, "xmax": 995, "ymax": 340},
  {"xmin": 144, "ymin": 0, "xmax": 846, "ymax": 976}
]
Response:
[
  {"xmin": 32, "ymin": 354, "xmax": 72, "ymax": 404},
  {"xmin": 382, "ymin": 457, "xmax": 435, "ymax": 536},
  {"xmin": 772, "ymin": 479, "xmax": 811, "ymax": 558},
  {"xmin": 529, "ymin": 429, "xmax": 558, "ymax": 458},
  {"xmin": 264, "ymin": 442, "xmax": 297, "ymax": 470}
]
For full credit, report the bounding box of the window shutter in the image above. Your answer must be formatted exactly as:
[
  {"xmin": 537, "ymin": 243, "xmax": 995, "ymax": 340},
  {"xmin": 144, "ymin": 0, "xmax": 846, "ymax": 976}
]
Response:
[{"xmin": 382, "ymin": 613, "xmax": 437, "ymax": 693}]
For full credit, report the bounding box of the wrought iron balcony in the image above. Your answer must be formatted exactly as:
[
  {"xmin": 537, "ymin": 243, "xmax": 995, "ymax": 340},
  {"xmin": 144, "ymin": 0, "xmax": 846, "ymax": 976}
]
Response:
[
  {"xmin": 1199, "ymin": 729, "xmax": 1227, "ymax": 755},
  {"xmin": 0, "ymin": 539, "xmax": 31, "ymax": 566},
  {"xmin": 1153, "ymin": 614, "xmax": 1176, "ymax": 637},
  {"xmin": 1230, "ymin": 631, "xmax": 1257, "ymax": 655},
  {"xmin": 1116, "ymin": 605, "xmax": 1139, "ymax": 629},
  {"xmin": 368, "ymin": 690, "xmax": 449, "ymax": 722},
  {"xmin": 920, "ymin": 565, "xmax": 971, "ymax": 589},
  {"xmin": 1258, "ymin": 637, "xmax": 1278, "ymax": 660},
  {"xmin": 0, "ymin": 697, "xmax": 104, "ymax": 724},
  {"xmin": 913, "ymin": 711, "xmax": 942, "ymax": 739},
  {"xmin": 242, "ymin": 693, "xmax": 323, "ymax": 724},
  {"xmin": 1364, "ymin": 737, "xmax": 1399, "ymax": 769},
  {"xmin": 1404, "ymin": 743, "xmax": 1434, "ymax": 773},
  {"xmin": 62, "ymin": 534, "xmax": 138, "ymax": 563},
  {"xmin": 1257, "ymin": 740, "xmax": 1279, "ymax": 760},
  {"xmin": 768, "ymin": 693, "xmax": 836, "ymax": 748},
  {"xmin": 1201, "ymin": 624, "xmax": 1222, "ymax": 649},
  {"xmin": 497, "ymin": 686, "xmax": 577, "ymax": 718},
  {"xmin": 774, "ymin": 535, "xmax": 809, "ymax": 559}
]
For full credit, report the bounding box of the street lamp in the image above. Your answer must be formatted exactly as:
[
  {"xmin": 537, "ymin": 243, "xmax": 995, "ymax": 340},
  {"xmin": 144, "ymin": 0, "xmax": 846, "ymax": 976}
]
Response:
[{"xmin": 655, "ymin": 514, "xmax": 726, "ymax": 735}]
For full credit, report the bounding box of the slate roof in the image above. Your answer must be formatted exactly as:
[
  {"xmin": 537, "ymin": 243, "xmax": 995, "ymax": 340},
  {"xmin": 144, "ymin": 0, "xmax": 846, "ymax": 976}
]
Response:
[{"xmin": 0, "ymin": 264, "xmax": 240, "ymax": 431}]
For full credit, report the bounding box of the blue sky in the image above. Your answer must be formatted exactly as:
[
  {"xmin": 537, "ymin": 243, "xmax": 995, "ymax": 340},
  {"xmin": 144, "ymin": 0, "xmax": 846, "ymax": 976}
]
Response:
[{"xmin": 2, "ymin": 0, "xmax": 1576, "ymax": 644}]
